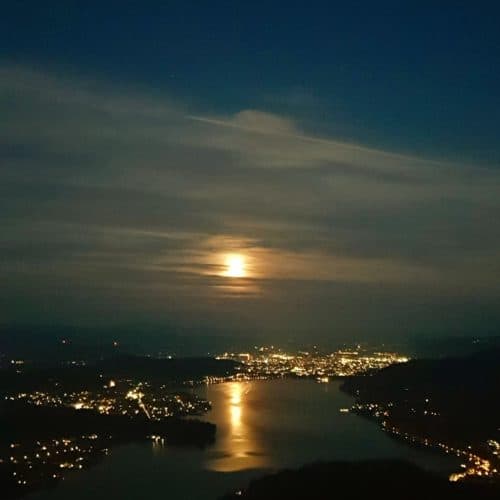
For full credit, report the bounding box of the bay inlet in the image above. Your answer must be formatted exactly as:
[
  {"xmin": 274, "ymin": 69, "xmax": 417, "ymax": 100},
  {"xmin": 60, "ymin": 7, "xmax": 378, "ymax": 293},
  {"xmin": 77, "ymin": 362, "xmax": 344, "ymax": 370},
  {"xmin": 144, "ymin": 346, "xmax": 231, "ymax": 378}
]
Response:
[{"xmin": 26, "ymin": 379, "xmax": 459, "ymax": 500}]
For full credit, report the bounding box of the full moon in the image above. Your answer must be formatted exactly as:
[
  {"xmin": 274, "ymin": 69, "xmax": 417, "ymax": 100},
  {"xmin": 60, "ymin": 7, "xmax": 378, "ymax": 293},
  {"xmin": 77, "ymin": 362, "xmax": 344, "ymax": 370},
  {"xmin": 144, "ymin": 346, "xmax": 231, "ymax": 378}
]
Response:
[{"xmin": 225, "ymin": 254, "xmax": 245, "ymax": 278}]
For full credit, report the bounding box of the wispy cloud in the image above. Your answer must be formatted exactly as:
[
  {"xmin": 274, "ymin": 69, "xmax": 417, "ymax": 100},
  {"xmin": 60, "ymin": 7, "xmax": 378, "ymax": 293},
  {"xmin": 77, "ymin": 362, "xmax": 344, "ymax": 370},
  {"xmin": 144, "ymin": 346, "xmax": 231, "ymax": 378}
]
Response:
[{"xmin": 1, "ymin": 66, "xmax": 500, "ymax": 337}]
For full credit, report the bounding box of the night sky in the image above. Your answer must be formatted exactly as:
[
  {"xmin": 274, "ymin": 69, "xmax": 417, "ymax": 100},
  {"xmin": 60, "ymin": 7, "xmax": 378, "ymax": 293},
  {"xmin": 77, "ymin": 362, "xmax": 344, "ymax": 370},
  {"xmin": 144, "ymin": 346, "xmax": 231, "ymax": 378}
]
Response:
[{"xmin": 1, "ymin": 2, "xmax": 500, "ymax": 349}]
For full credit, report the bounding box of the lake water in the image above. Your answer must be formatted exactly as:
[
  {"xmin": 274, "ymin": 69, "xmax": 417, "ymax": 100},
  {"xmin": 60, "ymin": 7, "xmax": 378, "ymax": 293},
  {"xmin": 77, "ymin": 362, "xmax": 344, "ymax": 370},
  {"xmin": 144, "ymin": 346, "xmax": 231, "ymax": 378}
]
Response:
[{"xmin": 26, "ymin": 379, "xmax": 459, "ymax": 500}]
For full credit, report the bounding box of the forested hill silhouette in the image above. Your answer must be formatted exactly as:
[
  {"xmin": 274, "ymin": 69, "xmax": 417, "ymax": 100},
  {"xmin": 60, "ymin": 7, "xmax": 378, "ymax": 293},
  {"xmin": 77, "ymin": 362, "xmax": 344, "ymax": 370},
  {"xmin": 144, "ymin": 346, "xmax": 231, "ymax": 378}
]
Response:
[
  {"xmin": 341, "ymin": 348, "xmax": 500, "ymax": 446},
  {"xmin": 343, "ymin": 348, "xmax": 500, "ymax": 400},
  {"xmin": 221, "ymin": 460, "xmax": 499, "ymax": 499}
]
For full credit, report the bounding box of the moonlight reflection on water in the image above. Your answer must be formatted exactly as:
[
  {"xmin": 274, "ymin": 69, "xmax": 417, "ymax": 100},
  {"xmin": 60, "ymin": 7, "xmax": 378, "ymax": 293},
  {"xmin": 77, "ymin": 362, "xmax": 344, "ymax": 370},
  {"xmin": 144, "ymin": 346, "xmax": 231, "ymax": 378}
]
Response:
[{"xmin": 206, "ymin": 381, "xmax": 270, "ymax": 472}]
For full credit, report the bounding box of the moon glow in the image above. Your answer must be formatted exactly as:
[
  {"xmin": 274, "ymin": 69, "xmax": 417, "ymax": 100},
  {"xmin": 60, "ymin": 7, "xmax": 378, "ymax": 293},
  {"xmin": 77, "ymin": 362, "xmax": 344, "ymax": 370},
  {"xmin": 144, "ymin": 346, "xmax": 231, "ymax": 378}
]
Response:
[{"xmin": 225, "ymin": 255, "xmax": 245, "ymax": 278}]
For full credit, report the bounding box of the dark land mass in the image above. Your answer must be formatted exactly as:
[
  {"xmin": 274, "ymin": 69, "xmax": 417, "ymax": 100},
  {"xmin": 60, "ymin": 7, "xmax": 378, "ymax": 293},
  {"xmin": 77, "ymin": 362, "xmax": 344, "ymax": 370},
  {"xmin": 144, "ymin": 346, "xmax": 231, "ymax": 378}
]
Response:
[
  {"xmin": 0, "ymin": 355, "xmax": 239, "ymax": 392},
  {"xmin": 0, "ymin": 401, "xmax": 215, "ymax": 446},
  {"xmin": 341, "ymin": 349, "xmax": 500, "ymax": 451},
  {"xmin": 0, "ymin": 355, "xmax": 233, "ymax": 499},
  {"xmin": 220, "ymin": 460, "xmax": 500, "ymax": 499},
  {"xmin": 0, "ymin": 401, "xmax": 215, "ymax": 499},
  {"xmin": 94, "ymin": 354, "xmax": 239, "ymax": 382}
]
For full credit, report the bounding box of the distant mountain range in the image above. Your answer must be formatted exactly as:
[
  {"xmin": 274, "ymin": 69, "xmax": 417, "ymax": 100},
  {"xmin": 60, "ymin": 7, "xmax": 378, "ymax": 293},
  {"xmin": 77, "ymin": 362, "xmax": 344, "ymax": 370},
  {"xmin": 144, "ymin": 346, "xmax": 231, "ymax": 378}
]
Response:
[{"xmin": 0, "ymin": 355, "xmax": 240, "ymax": 393}]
